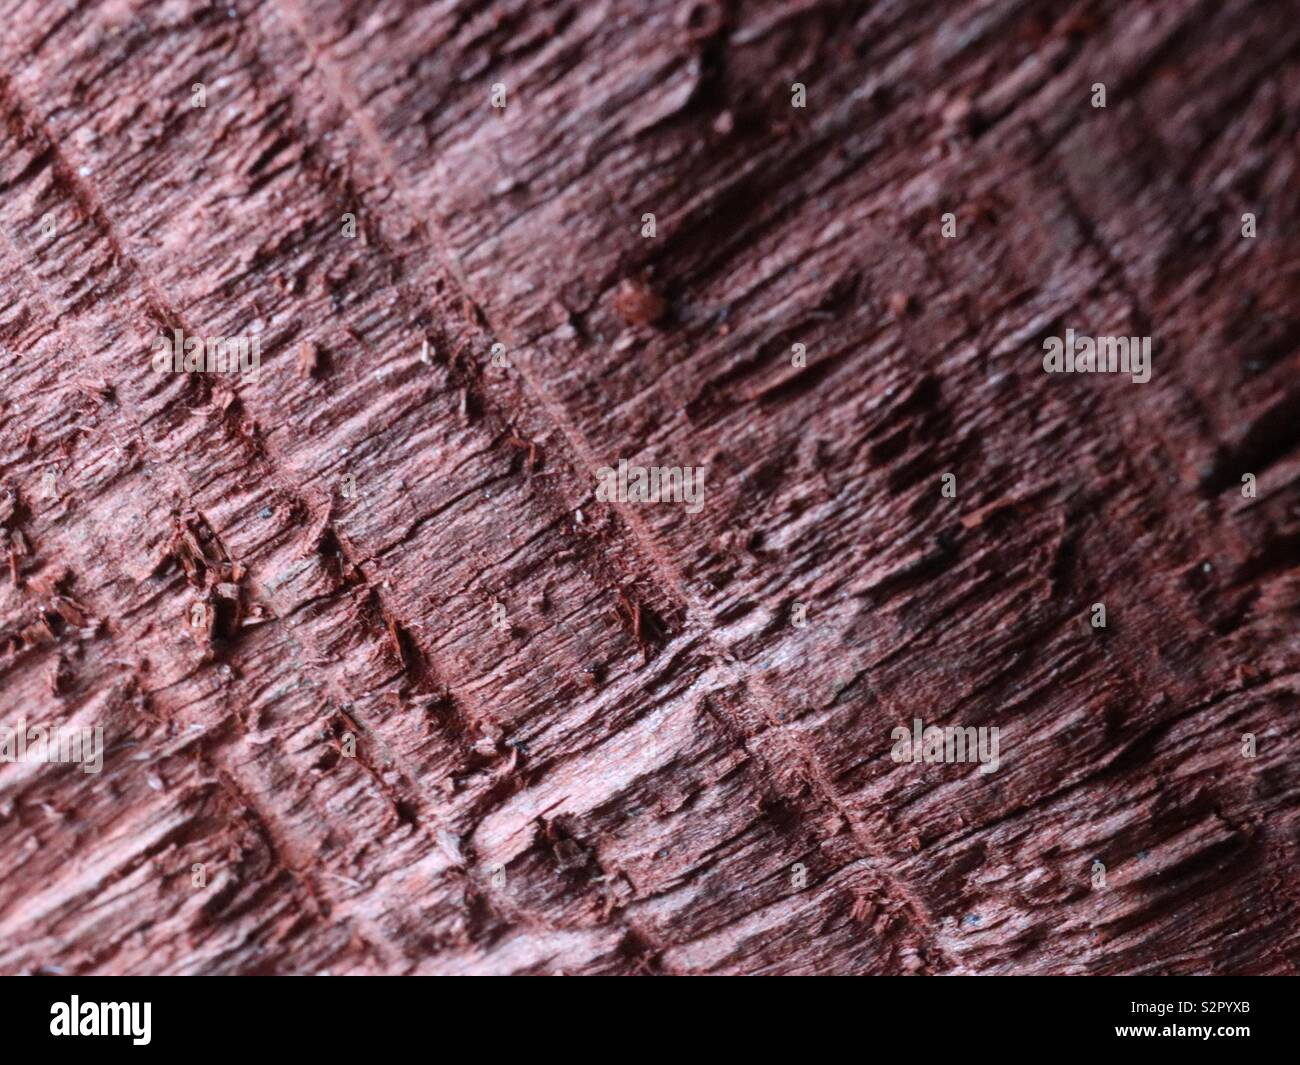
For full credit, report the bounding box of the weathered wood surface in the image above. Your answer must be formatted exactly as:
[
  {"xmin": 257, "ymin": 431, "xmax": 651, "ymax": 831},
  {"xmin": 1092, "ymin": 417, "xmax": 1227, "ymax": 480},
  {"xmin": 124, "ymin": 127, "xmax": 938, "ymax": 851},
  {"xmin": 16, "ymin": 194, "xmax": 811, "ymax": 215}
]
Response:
[{"xmin": 0, "ymin": 0, "xmax": 1297, "ymax": 975}]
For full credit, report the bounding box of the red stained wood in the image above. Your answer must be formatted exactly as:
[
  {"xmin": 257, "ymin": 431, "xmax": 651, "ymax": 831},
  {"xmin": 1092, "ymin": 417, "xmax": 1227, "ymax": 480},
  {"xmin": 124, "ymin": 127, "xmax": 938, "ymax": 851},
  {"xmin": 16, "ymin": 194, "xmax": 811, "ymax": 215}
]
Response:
[{"xmin": 0, "ymin": 0, "xmax": 1298, "ymax": 975}]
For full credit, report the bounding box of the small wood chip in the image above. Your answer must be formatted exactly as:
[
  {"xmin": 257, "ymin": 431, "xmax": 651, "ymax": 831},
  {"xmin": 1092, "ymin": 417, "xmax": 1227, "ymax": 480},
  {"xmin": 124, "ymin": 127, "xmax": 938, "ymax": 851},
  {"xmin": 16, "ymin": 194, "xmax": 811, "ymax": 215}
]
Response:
[
  {"xmin": 297, "ymin": 340, "xmax": 320, "ymax": 379},
  {"xmin": 612, "ymin": 278, "xmax": 667, "ymax": 327}
]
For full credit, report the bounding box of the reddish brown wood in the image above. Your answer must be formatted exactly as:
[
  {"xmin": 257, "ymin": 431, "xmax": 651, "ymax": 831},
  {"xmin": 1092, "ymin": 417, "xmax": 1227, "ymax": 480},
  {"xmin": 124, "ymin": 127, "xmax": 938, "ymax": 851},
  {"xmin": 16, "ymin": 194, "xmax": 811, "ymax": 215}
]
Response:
[{"xmin": 0, "ymin": 0, "xmax": 1298, "ymax": 975}]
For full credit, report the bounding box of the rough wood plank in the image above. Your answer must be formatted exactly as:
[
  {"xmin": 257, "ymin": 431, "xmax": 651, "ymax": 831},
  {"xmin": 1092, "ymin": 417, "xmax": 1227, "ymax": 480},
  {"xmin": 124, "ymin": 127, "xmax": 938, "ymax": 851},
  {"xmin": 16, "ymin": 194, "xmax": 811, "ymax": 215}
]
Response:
[{"xmin": 0, "ymin": 0, "xmax": 1297, "ymax": 975}]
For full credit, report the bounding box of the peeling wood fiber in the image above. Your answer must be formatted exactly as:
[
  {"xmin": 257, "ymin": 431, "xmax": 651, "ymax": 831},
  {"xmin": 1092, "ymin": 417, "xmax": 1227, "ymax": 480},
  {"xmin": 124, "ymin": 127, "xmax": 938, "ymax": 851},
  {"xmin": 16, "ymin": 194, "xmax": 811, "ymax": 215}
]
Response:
[{"xmin": 0, "ymin": 0, "xmax": 1298, "ymax": 975}]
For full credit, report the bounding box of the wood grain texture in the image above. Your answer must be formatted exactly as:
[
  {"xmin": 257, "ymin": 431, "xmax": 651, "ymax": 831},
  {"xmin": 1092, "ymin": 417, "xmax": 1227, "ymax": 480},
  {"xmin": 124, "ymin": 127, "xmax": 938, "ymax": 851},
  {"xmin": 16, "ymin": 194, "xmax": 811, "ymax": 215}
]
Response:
[{"xmin": 0, "ymin": 0, "xmax": 1297, "ymax": 975}]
